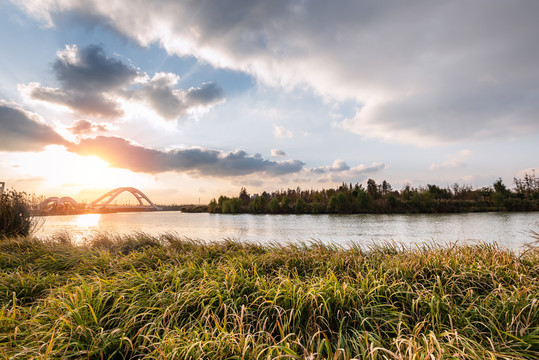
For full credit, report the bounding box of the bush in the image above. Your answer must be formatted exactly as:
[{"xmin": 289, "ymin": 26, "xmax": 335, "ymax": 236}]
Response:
[{"xmin": 0, "ymin": 189, "xmax": 36, "ymax": 237}]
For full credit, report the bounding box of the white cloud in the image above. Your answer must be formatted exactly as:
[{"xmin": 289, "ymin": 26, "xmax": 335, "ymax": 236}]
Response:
[
  {"xmin": 19, "ymin": 44, "xmax": 225, "ymax": 121},
  {"xmin": 271, "ymin": 149, "xmax": 287, "ymax": 157},
  {"xmin": 430, "ymin": 149, "xmax": 473, "ymax": 170},
  {"xmin": 13, "ymin": 1, "xmax": 539, "ymax": 145},
  {"xmin": 273, "ymin": 125, "xmax": 293, "ymax": 138},
  {"xmin": 309, "ymin": 160, "xmax": 386, "ymax": 182}
]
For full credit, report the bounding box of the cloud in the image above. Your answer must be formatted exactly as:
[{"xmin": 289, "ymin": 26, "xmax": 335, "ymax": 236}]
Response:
[
  {"xmin": 67, "ymin": 119, "xmax": 111, "ymax": 135},
  {"xmin": 430, "ymin": 149, "xmax": 473, "ymax": 170},
  {"xmin": 273, "ymin": 125, "xmax": 293, "ymax": 138},
  {"xmin": 16, "ymin": 1, "xmax": 539, "ymax": 143},
  {"xmin": 54, "ymin": 44, "xmax": 137, "ymax": 92},
  {"xmin": 135, "ymin": 72, "xmax": 225, "ymax": 120},
  {"xmin": 311, "ymin": 160, "xmax": 383, "ymax": 175},
  {"xmin": 0, "ymin": 102, "xmax": 67, "ymax": 151},
  {"xmin": 308, "ymin": 160, "xmax": 385, "ymax": 183},
  {"xmin": 22, "ymin": 82, "xmax": 124, "ymax": 118},
  {"xmin": 20, "ymin": 44, "xmax": 225, "ymax": 120},
  {"xmin": 67, "ymin": 136, "xmax": 305, "ymax": 176},
  {"xmin": 271, "ymin": 149, "xmax": 287, "ymax": 157},
  {"xmin": 21, "ymin": 44, "xmax": 138, "ymax": 118}
]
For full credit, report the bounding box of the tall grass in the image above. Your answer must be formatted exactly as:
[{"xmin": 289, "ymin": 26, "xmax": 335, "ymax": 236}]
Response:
[
  {"xmin": 0, "ymin": 233, "xmax": 537, "ymax": 359},
  {"xmin": 0, "ymin": 189, "xmax": 37, "ymax": 238}
]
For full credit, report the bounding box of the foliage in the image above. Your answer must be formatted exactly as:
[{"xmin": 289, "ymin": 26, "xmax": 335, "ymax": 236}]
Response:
[
  {"xmin": 0, "ymin": 189, "xmax": 37, "ymax": 238},
  {"xmin": 0, "ymin": 233, "xmax": 538, "ymax": 359},
  {"xmin": 249, "ymin": 195, "xmax": 267, "ymax": 213},
  {"xmin": 210, "ymin": 173, "xmax": 539, "ymax": 215},
  {"xmin": 222, "ymin": 198, "xmax": 242, "ymax": 214}
]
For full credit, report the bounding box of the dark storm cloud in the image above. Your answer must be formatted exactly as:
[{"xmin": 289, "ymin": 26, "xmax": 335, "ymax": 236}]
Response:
[
  {"xmin": 67, "ymin": 136, "xmax": 304, "ymax": 176},
  {"xmin": 0, "ymin": 103, "xmax": 67, "ymax": 151}
]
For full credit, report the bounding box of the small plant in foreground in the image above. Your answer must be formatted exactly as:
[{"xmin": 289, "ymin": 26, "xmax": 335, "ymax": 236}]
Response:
[{"xmin": 0, "ymin": 189, "xmax": 37, "ymax": 238}]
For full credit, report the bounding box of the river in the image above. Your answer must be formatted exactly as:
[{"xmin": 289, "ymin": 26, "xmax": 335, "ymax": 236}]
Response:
[{"xmin": 34, "ymin": 211, "xmax": 539, "ymax": 249}]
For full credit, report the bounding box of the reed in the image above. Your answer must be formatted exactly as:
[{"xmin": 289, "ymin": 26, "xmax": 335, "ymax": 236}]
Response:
[
  {"xmin": 0, "ymin": 189, "xmax": 38, "ymax": 238},
  {"xmin": 0, "ymin": 233, "xmax": 537, "ymax": 359}
]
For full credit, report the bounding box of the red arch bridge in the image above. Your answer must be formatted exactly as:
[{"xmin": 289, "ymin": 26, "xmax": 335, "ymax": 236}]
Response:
[{"xmin": 38, "ymin": 187, "xmax": 161, "ymax": 214}]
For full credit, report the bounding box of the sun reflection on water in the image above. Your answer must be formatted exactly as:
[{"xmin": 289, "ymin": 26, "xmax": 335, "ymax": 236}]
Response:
[{"xmin": 74, "ymin": 214, "xmax": 101, "ymax": 229}]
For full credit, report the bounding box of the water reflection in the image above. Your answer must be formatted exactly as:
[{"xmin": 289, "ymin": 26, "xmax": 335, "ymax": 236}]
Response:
[
  {"xmin": 35, "ymin": 212, "xmax": 539, "ymax": 249},
  {"xmin": 74, "ymin": 214, "xmax": 101, "ymax": 229}
]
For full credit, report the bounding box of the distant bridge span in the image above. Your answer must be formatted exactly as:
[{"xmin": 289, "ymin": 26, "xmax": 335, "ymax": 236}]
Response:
[
  {"xmin": 89, "ymin": 187, "xmax": 161, "ymax": 211},
  {"xmin": 38, "ymin": 187, "xmax": 161, "ymax": 213}
]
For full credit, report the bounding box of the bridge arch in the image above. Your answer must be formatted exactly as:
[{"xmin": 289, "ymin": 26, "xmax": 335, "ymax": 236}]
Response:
[
  {"xmin": 89, "ymin": 187, "xmax": 161, "ymax": 211},
  {"xmin": 39, "ymin": 196, "xmax": 79, "ymax": 212}
]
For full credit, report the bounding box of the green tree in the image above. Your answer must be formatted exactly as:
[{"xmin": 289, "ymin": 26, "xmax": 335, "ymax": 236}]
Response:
[
  {"xmin": 249, "ymin": 196, "xmax": 267, "ymax": 213},
  {"xmin": 386, "ymin": 192, "xmax": 398, "ymax": 210},
  {"xmin": 335, "ymin": 192, "xmax": 348, "ymax": 213},
  {"xmin": 281, "ymin": 196, "xmax": 291, "ymax": 213},
  {"xmin": 208, "ymin": 199, "xmax": 217, "ymax": 213},
  {"xmin": 269, "ymin": 198, "xmax": 281, "ymax": 214},
  {"xmin": 222, "ymin": 198, "xmax": 242, "ymax": 213},
  {"xmin": 367, "ymin": 179, "xmax": 379, "ymax": 200},
  {"xmin": 310, "ymin": 201, "xmax": 325, "ymax": 214},
  {"xmin": 357, "ymin": 189, "xmax": 371, "ymax": 211},
  {"xmin": 493, "ymin": 178, "xmax": 509, "ymax": 208},
  {"xmin": 295, "ymin": 198, "xmax": 307, "ymax": 213}
]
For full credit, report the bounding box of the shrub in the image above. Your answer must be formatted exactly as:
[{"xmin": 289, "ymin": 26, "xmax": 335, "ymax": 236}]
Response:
[{"xmin": 0, "ymin": 189, "xmax": 36, "ymax": 238}]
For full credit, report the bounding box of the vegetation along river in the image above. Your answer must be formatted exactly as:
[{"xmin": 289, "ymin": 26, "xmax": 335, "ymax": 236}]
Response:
[{"xmin": 35, "ymin": 211, "xmax": 539, "ymax": 249}]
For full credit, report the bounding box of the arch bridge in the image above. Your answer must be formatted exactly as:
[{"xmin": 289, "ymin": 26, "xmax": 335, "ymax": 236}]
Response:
[
  {"xmin": 88, "ymin": 187, "xmax": 161, "ymax": 211},
  {"xmin": 38, "ymin": 187, "xmax": 161, "ymax": 214}
]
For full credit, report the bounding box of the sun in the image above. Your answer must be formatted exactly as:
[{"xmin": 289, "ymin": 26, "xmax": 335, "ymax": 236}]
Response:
[{"xmin": 12, "ymin": 145, "xmax": 154, "ymax": 200}]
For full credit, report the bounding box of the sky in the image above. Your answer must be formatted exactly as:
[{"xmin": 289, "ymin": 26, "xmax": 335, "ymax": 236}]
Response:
[{"xmin": 1, "ymin": 0, "xmax": 538, "ymax": 204}]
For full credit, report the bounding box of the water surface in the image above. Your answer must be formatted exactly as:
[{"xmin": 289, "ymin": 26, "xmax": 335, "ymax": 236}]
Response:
[{"xmin": 35, "ymin": 212, "xmax": 539, "ymax": 249}]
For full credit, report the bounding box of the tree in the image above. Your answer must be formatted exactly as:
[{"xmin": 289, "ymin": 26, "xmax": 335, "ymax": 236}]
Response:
[
  {"xmin": 222, "ymin": 198, "xmax": 242, "ymax": 213},
  {"xmin": 382, "ymin": 180, "xmax": 392, "ymax": 195},
  {"xmin": 493, "ymin": 178, "xmax": 509, "ymax": 208},
  {"xmin": 239, "ymin": 187, "xmax": 250, "ymax": 206},
  {"xmin": 269, "ymin": 198, "xmax": 281, "ymax": 214},
  {"xmin": 335, "ymin": 192, "xmax": 348, "ymax": 213},
  {"xmin": 208, "ymin": 199, "xmax": 217, "ymax": 213},
  {"xmin": 514, "ymin": 171, "xmax": 539, "ymax": 199},
  {"xmin": 249, "ymin": 196, "xmax": 267, "ymax": 213},
  {"xmin": 357, "ymin": 189, "xmax": 371, "ymax": 211},
  {"xmin": 367, "ymin": 179, "xmax": 379, "ymax": 200},
  {"xmin": 295, "ymin": 198, "xmax": 307, "ymax": 213},
  {"xmin": 281, "ymin": 196, "xmax": 291, "ymax": 213}
]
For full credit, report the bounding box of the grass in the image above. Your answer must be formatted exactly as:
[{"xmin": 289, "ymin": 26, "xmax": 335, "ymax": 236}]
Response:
[{"xmin": 0, "ymin": 233, "xmax": 537, "ymax": 359}]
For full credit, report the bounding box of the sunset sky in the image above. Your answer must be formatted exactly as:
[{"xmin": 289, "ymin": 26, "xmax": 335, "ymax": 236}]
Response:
[{"xmin": 1, "ymin": 0, "xmax": 538, "ymax": 204}]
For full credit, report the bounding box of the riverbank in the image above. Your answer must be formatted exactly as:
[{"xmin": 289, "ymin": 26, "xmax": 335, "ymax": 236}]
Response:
[{"xmin": 0, "ymin": 233, "xmax": 537, "ymax": 359}]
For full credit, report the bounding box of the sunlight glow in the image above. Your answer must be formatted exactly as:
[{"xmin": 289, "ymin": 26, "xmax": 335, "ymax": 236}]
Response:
[
  {"xmin": 9, "ymin": 145, "xmax": 155, "ymax": 200},
  {"xmin": 74, "ymin": 213, "xmax": 101, "ymax": 229}
]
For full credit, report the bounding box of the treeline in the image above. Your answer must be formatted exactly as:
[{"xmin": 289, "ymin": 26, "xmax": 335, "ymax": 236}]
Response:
[{"xmin": 209, "ymin": 172, "xmax": 539, "ymax": 214}]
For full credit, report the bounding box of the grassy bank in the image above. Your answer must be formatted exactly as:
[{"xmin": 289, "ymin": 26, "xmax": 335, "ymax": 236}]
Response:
[{"xmin": 0, "ymin": 234, "xmax": 538, "ymax": 359}]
